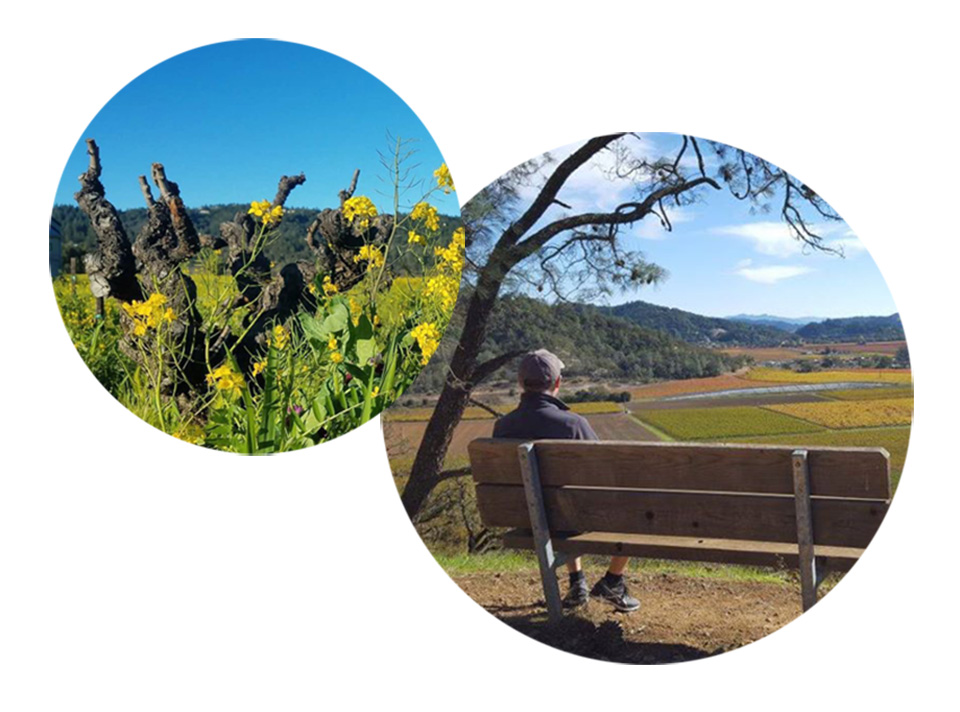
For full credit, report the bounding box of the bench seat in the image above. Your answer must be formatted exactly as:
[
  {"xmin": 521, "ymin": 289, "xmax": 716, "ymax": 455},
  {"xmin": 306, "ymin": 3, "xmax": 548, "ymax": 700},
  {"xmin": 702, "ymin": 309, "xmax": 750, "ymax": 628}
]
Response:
[{"xmin": 501, "ymin": 528, "xmax": 863, "ymax": 572}]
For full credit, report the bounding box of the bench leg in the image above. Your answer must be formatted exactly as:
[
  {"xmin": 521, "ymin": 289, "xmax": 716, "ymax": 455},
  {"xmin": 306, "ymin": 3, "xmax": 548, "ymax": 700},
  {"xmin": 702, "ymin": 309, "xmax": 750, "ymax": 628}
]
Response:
[
  {"xmin": 517, "ymin": 443, "xmax": 563, "ymax": 624},
  {"xmin": 792, "ymin": 450, "xmax": 819, "ymax": 612}
]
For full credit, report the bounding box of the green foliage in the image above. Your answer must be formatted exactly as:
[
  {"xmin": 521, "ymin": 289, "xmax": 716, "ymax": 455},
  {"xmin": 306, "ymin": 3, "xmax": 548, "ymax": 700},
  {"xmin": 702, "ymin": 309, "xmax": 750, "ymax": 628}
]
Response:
[
  {"xmin": 795, "ymin": 314, "xmax": 904, "ymax": 342},
  {"xmin": 606, "ymin": 299, "xmax": 798, "ymax": 347},
  {"xmin": 410, "ymin": 295, "xmax": 751, "ymax": 393}
]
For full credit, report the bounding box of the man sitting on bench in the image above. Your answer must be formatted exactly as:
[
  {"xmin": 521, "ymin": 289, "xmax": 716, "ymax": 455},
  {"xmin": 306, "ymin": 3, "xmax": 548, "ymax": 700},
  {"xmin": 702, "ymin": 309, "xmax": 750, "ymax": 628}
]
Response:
[{"xmin": 492, "ymin": 349, "xmax": 640, "ymax": 612}]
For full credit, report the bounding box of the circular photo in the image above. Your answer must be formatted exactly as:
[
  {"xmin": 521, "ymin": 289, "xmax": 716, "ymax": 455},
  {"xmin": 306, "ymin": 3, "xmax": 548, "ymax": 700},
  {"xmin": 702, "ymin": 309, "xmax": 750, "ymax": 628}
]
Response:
[
  {"xmin": 50, "ymin": 39, "xmax": 462, "ymax": 453},
  {"xmin": 383, "ymin": 132, "xmax": 911, "ymax": 663}
]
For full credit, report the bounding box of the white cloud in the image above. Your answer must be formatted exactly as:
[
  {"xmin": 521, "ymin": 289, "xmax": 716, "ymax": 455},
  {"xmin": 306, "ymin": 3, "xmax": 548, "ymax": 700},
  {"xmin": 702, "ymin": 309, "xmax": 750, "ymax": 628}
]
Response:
[
  {"xmin": 735, "ymin": 264, "xmax": 814, "ymax": 284},
  {"xmin": 828, "ymin": 233, "xmax": 868, "ymax": 256},
  {"xmin": 635, "ymin": 207, "xmax": 695, "ymax": 240},
  {"xmin": 712, "ymin": 221, "xmax": 850, "ymax": 257}
]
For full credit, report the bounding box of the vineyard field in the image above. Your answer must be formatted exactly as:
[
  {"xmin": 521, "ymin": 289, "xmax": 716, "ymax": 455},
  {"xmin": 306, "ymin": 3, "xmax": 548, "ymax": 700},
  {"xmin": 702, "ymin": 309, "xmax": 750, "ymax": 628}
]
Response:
[
  {"xmin": 821, "ymin": 386, "xmax": 914, "ymax": 401},
  {"xmin": 743, "ymin": 368, "xmax": 912, "ymax": 384},
  {"xmin": 631, "ymin": 405, "xmax": 824, "ymax": 441},
  {"xmin": 765, "ymin": 398, "xmax": 914, "ymax": 429}
]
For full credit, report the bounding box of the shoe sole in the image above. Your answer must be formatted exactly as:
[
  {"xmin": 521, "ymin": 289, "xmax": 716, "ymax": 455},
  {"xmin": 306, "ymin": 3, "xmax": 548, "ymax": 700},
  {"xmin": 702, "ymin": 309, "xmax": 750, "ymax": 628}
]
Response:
[{"xmin": 590, "ymin": 591, "xmax": 640, "ymax": 613}]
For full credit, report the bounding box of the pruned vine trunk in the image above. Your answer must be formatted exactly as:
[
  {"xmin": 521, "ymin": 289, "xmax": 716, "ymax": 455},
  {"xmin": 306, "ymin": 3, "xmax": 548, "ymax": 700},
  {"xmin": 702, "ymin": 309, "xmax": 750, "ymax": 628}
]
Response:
[{"xmin": 75, "ymin": 138, "xmax": 392, "ymax": 412}]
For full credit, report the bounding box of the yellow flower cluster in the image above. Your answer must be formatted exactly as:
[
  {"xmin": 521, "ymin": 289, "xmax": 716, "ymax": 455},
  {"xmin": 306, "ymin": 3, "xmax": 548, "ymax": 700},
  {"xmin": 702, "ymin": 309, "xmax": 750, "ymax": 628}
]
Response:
[
  {"xmin": 269, "ymin": 324, "xmax": 290, "ymax": 350},
  {"xmin": 433, "ymin": 163, "xmax": 455, "ymax": 194},
  {"xmin": 434, "ymin": 227, "xmax": 466, "ymax": 274},
  {"xmin": 322, "ymin": 275, "xmax": 339, "ymax": 296},
  {"xmin": 423, "ymin": 274, "xmax": 459, "ymax": 312},
  {"xmin": 62, "ymin": 309, "xmax": 95, "ymax": 330},
  {"xmin": 252, "ymin": 360, "xmax": 267, "ymax": 377},
  {"xmin": 343, "ymin": 196, "xmax": 378, "ymax": 230},
  {"xmin": 248, "ymin": 200, "xmax": 284, "ymax": 226},
  {"xmin": 122, "ymin": 292, "xmax": 175, "ymax": 337},
  {"xmin": 353, "ymin": 244, "xmax": 385, "ymax": 270},
  {"xmin": 410, "ymin": 322, "xmax": 440, "ymax": 365},
  {"xmin": 407, "ymin": 230, "xmax": 425, "ymax": 245},
  {"xmin": 410, "ymin": 202, "xmax": 440, "ymax": 231},
  {"xmin": 348, "ymin": 296, "xmax": 363, "ymax": 326},
  {"xmin": 327, "ymin": 336, "xmax": 338, "ymax": 351},
  {"xmin": 206, "ymin": 364, "xmax": 245, "ymax": 396},
  {"xmin": 330, "ymin": 351, "xmax": 344, "ymax": 364}
]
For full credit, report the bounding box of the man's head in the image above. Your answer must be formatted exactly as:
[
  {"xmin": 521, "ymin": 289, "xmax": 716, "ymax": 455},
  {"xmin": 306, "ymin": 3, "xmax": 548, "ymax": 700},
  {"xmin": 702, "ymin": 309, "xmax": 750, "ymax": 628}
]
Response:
[{"xmin": 518, "ymin": 349, "xmax": 565, "ymax": 395}]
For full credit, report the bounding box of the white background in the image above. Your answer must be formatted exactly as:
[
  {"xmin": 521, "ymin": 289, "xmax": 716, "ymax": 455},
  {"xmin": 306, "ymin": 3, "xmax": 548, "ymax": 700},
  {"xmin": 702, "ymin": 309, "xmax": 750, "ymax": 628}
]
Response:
[{"xmin": 2, "ymin": 1, "xmax": 957, "ymax": 709}]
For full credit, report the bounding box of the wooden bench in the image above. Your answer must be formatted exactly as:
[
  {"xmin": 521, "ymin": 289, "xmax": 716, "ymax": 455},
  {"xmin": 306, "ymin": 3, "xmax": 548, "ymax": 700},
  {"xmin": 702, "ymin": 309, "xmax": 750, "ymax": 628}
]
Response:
[{"xmin": 467, "ymin": 438, "xmax": 891, "ymax": 623}]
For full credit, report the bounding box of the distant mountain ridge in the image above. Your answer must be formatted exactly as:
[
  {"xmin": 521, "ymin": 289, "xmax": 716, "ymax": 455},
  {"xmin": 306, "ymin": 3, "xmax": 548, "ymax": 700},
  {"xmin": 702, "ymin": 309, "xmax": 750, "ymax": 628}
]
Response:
[
  {"xmin": 408, "ymin": 295, "xmax": 751, "ymax": 393},
  {"xmin": 602, "ymin": 301, "xmax": 797, "ymax": 347},
  {"xmin": 795, "ymin": 314, "xmax": 903, "ymax": 342},
  {"xmin": 726, "ymin": 314, "xmax": 826, "ymax": 333}
]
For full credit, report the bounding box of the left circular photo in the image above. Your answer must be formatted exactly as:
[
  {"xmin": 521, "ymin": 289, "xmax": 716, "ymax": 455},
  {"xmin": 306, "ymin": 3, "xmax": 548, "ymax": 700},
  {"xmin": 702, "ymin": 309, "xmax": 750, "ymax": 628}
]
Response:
[{"xmin": 49, "ymin": 39, "xmax": 462, "ymax": 453}]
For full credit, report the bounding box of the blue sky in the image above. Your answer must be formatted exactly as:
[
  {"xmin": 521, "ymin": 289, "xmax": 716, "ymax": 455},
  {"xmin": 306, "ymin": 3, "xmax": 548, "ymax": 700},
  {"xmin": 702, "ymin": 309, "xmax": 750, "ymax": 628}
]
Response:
[
  {"xmin": 53, "ymin": 39, "xmax": 456, "ymax": 215},
  {"xmin": 513, "ymin": 133, "xmax": 899, "ymax": 319}
]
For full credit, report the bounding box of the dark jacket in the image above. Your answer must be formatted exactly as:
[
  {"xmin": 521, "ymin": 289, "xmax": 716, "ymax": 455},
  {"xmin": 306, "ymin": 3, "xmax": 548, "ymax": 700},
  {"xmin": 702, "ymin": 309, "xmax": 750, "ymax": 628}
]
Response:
[{"xmin": 492, "ymin": 392, "xmax": 598, "ymax": 441}]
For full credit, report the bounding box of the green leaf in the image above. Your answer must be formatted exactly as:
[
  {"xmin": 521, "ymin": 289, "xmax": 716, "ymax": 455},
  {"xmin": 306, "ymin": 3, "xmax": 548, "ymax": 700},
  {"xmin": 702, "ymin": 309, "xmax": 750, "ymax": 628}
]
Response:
[
  {"xmin": 355, "ymin": 338, "xmax": 377, "ymax": 365},
  {"xmin": 320, "ymin": 302, "xmax": 350, "ymax": 336}
]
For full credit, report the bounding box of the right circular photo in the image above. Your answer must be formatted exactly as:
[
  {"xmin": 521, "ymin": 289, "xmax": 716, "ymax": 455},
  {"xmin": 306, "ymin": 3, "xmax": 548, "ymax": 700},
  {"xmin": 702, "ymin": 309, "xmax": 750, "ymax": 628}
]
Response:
[{"xmin": 382, "ymin": 132, "xmax": 911, "ymax": 664}]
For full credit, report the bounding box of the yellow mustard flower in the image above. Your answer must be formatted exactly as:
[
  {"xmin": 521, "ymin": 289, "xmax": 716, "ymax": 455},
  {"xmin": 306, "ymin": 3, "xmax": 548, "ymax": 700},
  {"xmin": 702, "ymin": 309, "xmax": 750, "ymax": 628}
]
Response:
[
  {"xmin": 434, "ymin": 163, "xmax": 455, "ymax": 193},
  {"xmin": 342, "ymin": 196, "xmax": 378, "ymax": 230},
  {"xmin": 206, "ymin": 364, "xmax": 244, "ymax": 397},
  {"xmin": 408, "ymin": 230, "xmax": 425, "ymax": 245},
  {"xmin": 410, "ymin": 322, "xmax": 441, "ymax": 365},
  {"xmin": 348, "ymin": 296, "xmax": 363, "ymax": 326},
  {"xmin": 252, "ymin": 360, "xmax": 267, "ymax": 377},
  {"xmin": 322, "ymin": 275, "xmax": 339, "ymax": 296},
  {"xmin": 424, "ymin": 274, "xmax": 459, "ymax": 312},
  {"xmin": 122, "ymin": 292, "xmax": 171, "ymax": 336},
  {"xmin": 248, "ymin": 200, "xmax": 284, "ymax": 226},
  {"xmin": 269, "ymin": 325, "xmax": 290, "ymax": 350},
  {"xmin": 370, "ymin": 386, "xmax": 380, "ymax": 398},
  {"xmin": 352, "ymin": 244, "xmax": 385, "ymax": 269},
  {"xmin": 327, "ymin": 336, "xmax": 338, "ymax": 351},
  {"xmin": 410, "ymin": 202, "xmax": 440, "ymax": 231},
  {"xmin": 330, "ymin": 351, "xmax": 344, "ymax": 364},
  {"xmin": 308, "ymin": 282, "xmax": 318, "ymax": 296},
  {"xmin": 434, "ymin": 228, "xmax": 466, "ymax": 274}
]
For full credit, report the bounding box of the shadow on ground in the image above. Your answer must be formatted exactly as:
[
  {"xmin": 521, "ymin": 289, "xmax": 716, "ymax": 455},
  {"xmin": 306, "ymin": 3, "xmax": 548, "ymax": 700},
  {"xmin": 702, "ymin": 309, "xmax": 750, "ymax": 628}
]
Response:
[{"xmin": 490, "ymin": 605, "xmax": 720, "ymax": 664}]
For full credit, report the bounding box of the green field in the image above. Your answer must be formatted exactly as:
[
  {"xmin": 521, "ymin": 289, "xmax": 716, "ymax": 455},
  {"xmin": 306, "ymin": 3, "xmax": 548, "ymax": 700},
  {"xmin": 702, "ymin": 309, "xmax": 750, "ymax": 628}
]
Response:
[{"xmin": 631, "ymin": 405, "xmax": 824, "ymax": 440}]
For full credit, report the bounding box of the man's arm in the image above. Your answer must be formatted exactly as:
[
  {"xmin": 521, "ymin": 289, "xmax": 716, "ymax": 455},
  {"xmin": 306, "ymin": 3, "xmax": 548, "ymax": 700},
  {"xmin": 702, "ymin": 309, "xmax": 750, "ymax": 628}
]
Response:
[{"xmin": 575, "ymin": 415, "xmax": 599, "ymax": 441}]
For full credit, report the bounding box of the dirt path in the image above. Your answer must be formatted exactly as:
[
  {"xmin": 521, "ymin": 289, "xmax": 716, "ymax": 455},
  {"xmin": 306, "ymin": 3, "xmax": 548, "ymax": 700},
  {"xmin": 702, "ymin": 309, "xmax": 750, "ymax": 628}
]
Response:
[{"xmin": 453, "ymin": 570, "xmax": 804, "ymax": 664}]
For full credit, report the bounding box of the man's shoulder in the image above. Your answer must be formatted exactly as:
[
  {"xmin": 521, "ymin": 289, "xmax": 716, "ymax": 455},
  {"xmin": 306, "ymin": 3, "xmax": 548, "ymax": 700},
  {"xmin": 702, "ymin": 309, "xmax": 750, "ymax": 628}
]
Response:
[{"xmin": 492, "ymin": 407, "xmax": 523, "ymax": 436}]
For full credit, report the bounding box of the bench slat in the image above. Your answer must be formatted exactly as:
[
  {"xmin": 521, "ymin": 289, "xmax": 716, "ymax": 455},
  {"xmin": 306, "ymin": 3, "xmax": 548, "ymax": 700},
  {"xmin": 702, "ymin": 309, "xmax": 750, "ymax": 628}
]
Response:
[
  {"xmin": 501, "ymin": 529, "xmax": 862, "ymax": 572},
  {"xmin": 468, "ymin": 439, "xmax": 891, "ymax": 499},
  {"xmin": 476, "ymin": 484, "xmax": 887, "ymax": 548}
]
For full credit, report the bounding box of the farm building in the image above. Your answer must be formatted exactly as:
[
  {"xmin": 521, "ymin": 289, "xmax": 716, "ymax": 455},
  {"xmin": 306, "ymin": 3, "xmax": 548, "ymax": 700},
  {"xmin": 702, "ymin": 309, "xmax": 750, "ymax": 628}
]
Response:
[{"xmin": 49, "ymin": 217, "xmax": 62, "ymax": 276}]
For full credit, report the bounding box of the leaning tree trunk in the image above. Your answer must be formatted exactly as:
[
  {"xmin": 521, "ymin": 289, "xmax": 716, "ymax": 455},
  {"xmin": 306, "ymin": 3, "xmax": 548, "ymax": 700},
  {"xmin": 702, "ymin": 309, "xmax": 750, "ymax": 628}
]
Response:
[{"xmin": 400, "ymin": 269, "xmax": 505, "ymax": 520}]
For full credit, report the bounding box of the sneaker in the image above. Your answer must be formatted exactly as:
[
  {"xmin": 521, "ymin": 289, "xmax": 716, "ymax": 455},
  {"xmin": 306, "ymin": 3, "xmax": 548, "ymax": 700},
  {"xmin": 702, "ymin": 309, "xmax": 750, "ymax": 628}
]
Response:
[
  {"xmin": 563, "ymin": 580, "xmax": 590, "ymax": 609},
  {"xmin": 590, "ymin": 577, "xmax": 641, "ymax": 612}
]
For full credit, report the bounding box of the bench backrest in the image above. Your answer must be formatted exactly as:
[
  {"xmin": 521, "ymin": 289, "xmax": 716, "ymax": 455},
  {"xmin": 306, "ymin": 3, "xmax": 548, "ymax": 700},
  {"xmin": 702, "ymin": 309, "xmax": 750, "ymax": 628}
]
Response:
[{"xmin": 468, "ymin": 439, "xmax": 891, "ymax": 548}]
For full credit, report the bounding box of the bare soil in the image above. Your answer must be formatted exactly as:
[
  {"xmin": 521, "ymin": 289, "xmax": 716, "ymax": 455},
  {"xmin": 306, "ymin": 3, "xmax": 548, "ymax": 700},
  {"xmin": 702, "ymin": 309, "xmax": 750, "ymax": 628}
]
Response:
[{"xmin": 453, "ymin": 570, "xmax": 804, "ymax": 664}]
